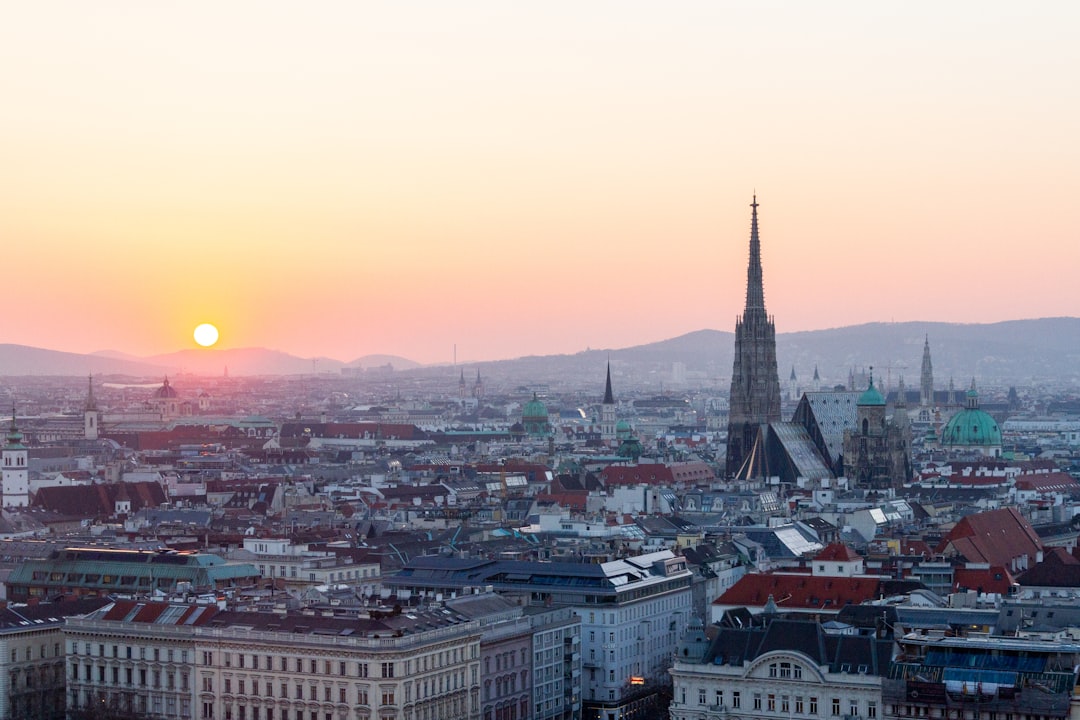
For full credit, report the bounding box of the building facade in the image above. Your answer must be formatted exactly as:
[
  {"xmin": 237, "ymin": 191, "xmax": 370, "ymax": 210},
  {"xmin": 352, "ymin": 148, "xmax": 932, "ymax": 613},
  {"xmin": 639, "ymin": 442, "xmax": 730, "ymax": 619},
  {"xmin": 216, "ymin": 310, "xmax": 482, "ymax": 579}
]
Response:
[
  {"xmin": 65, "ymin": 600, "xmax": 485, "ymax": 720},
  {"xmin": 670, "ymin": 615, "xmax": 891, "ymax": 720},
  {"xmin": 0, "ymin": 599, "xmax": 108, "ymax": 720},
  {"xmin": 387, "ymin": 550, "xmax": 691, "ymax": 720}
]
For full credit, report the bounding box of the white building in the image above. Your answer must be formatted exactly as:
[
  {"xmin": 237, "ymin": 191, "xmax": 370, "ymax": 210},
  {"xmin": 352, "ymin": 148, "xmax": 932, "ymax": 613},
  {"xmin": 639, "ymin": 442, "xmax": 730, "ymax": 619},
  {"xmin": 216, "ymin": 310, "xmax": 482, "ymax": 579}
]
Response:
[
  {"xmin": 2, "ymin": 417, "xmax": 29, "ymax": 508},
  {"xmin": 670, "ymin": 616, "xmax": 890, "ymax": 720}
]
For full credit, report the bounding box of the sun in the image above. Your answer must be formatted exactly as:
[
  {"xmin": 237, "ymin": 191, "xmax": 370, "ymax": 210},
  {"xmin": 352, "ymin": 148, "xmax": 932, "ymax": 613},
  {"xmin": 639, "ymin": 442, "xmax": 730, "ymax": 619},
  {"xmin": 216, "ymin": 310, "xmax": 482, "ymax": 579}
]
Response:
[{"xmin": 193, "ymin": 323, "xmax": 219, "ymax": 348}]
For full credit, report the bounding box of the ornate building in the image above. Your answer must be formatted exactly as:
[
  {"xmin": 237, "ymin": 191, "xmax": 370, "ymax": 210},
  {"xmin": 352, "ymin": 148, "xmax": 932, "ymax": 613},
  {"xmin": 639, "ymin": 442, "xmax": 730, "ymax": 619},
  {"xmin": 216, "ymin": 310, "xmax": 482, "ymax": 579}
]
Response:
[
  {"xmin": 842, "ymin": 370, "xmax": 913, "ymax": 489},
  {"xmin": 726, "ymin": 196, "xmax": 781, "ymax": 478}
]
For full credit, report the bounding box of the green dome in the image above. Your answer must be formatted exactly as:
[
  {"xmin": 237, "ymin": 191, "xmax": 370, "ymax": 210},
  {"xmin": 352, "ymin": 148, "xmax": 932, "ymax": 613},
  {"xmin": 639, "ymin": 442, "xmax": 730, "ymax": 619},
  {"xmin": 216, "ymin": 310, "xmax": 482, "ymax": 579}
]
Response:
[
  {"xmin": 522, "ymin": 393, "xmax": 551, "ymax": 437},
  {"xmin": 522, "ymin": 393, "xmax": 548, "ymax": 421},
  {"xmin": 857, "ymin": 377, "xmax": 886, "ymax": 406},
  {"xmin": 941, "ymin": 408, "xmax": 1001, "ymax": 447}
]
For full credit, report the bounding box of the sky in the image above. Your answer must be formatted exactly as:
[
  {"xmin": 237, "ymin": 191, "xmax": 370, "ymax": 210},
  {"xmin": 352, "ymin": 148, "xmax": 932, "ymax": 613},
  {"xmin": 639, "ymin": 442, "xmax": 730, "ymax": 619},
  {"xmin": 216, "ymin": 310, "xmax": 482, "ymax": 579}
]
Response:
[{"xmin": 2, "ymin": 2, "xmax": 1078, "ymax": 365}]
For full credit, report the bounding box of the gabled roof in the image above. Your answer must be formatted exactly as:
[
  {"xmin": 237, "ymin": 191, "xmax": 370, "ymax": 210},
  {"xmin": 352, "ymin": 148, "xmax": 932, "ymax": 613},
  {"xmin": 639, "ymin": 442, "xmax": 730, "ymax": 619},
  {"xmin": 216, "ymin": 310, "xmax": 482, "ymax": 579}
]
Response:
[
  {"xmin": 32, "ymin": 481, "xmax": 166, "ymax": 518},
  {"xmin": 1016, "ymin": 546, "xmax": 1080, "ymax": 588},
  {"xmin": 936, "ymin": 507, "xmax": 1042, "ymax": 568},
  {"xmin": 814, "ymin": 543, "xmax": 862, "ymax": 562}
]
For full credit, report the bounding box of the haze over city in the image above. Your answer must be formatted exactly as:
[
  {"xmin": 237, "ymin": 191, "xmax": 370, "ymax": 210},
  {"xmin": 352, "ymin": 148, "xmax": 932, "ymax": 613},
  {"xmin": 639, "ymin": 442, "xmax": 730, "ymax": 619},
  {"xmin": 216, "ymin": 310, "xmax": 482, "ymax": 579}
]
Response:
[{"xmin": 3, "ymin": 2, "xmax": 1078, "ymax": 364}]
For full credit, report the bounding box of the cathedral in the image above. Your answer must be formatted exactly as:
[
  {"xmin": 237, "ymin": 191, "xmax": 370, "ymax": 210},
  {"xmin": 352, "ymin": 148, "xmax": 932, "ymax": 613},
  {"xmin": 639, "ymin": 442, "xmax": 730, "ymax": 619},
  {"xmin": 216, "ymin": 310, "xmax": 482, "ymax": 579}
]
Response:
[
  {"xmin": 723, "ymin": 197, "xmax": 912, "ymax": 488},
  {"xmin": 725, "ymin": 196, "xmax": 782, "ymax": 478}
]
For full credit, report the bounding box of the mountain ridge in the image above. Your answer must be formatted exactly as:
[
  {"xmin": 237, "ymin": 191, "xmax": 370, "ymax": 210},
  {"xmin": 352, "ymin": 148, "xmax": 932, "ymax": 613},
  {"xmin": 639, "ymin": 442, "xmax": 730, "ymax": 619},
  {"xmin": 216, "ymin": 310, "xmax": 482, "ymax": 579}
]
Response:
[{"xmin": 1, "ymin": 317, "xmax": 1077, "ymax": 382}]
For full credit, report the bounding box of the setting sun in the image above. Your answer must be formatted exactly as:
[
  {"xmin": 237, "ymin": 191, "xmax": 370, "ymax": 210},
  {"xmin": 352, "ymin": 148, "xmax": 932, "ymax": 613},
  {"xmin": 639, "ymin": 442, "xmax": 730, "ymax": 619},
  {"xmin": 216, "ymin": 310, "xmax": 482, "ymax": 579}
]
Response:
[{"xmin": 193, "ymin": 323, "xmax": 219, "ymax": 348}]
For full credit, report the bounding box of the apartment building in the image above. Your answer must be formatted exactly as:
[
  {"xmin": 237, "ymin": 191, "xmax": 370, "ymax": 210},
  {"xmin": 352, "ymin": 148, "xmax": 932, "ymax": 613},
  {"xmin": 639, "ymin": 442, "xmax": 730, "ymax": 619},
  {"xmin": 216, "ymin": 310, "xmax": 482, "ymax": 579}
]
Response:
[{"xmin": 65, "ymin": 600, "xmax": 484, "ymax": 720}]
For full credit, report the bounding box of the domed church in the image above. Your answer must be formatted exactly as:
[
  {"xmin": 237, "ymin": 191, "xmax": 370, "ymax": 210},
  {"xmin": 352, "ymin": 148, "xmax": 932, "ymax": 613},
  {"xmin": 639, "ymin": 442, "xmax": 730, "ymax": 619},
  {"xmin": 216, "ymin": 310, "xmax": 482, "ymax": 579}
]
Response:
[{"xmin": 940, "ymin": 379, "xmax": 1002, "ymax": 457}]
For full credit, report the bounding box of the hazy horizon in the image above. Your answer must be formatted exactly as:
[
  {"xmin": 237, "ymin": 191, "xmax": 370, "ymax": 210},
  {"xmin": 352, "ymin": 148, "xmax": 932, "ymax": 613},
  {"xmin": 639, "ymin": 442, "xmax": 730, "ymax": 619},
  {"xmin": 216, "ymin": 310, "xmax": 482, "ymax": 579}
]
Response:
[
  {"xmin": 5, "ymin": 315, "xmax": 1075, "ymax": 368},
  {"xmin": 4, "ymin": 3, "xmax": 1078, "ymax": 364}
]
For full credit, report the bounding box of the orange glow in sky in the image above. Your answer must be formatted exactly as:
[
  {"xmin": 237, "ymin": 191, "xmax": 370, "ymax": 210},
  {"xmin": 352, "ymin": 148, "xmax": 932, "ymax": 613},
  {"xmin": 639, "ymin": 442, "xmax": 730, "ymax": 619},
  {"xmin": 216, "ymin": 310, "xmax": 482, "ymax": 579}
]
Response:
[{"xmin": 2, "ymin": 2, "xmax": 1078, "ymax": 364}]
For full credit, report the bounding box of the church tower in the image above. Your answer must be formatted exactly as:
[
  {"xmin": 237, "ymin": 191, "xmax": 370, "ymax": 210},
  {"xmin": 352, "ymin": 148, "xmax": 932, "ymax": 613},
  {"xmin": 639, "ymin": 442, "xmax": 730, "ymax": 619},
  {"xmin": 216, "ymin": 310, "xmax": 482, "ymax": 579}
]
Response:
[
  {"xmin": 473, "ymin": 369, "xmax": 484, "ymax": 399},
  {"xmin": 2, "ymin": 407, "xmax": 29, "ymax": 508},
  {"xmin": 726, "ymin": 196, "xmax": 781, "ymax": 477},
  {"xmin": 84, "ymin": 374, "xmax": 100, "ymax": 440},
  {"xmin": 601, "ymin": 361, "xmax": 617, "ymax": 443},
  {"xmin": 920, "ymin": 335, "xmax": 934, "ymax": 407}
]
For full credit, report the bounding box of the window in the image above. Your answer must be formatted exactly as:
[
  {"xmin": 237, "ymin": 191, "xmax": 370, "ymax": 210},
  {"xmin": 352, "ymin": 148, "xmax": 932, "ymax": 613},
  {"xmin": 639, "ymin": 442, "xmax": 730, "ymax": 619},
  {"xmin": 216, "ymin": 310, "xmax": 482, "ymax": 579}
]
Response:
[
  {"xmin": 699, "ymin": 689, "xmax": 707, "ymax": 705},
  {"xmin": 869, "ymin": 702, "xmax": 878, "ymax": 718},
  {"xmin": 716, "ymin": 690, "xmax": 724, "ymax": 707},
  {"xmin": 782, "ymin": 696, "xmax": 790, "ymax": 713},
  {"xmin": 768, "ymin": 694, "xmax": 776, "ymax": 712},
  {"xmin": 203, "ymin": 677, "xmax": 213, "ymax": 692},
  {"xmin": 381, "ymin": 690, "xmax": 395, "ymax": 706},
  {"xmin": 340, "ymin": 688, "xmax": 347, "ymax": 703},
  {"xmin": 357, "ymin": 687, "xmax": 369, "ymax": 705},
  {"xmin": 358, "ymin": 663, "xmax": 369, "ymax": 678},
  {"xmin": 832, "ymin": 698, "xmax": 841, "ymax": 716},
  {"xmin": 733, "ymin": 692, "xmax": 741, "ymax": 709},
  {"xmin": 850, "ymin": 702, "xmax": 859, "ymax": 717},
  {"xmin": 754, "ymin": 694, "xmax": 762, "ymax": 711},
  {"xmin": 810, "ymin": 697, "xmax": 818, "ymax": 715},
  {"xmin": 796, "ymin": 697, "xmax": 805, "ymax": 714},
  {"xmin": 381, "ymin": 662, "xmax": 394, "ymax": 678}
]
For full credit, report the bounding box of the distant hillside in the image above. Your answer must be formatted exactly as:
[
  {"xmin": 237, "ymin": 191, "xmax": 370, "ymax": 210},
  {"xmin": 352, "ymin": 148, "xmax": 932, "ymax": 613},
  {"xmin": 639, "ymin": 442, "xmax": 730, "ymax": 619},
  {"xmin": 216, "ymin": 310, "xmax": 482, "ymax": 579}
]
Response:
[
  {"xmin": 145, "ymin": 348, "xmax": 348, "ymax": 376},
  {"xmin": 437, "ymin": 318, "xmax": 1080, "ymax": 392},
  {"xmin": 346, "ymin": 354, "xmax": 422, "ymax": 371},
  {"xmin": 0, "ymin": 344, "xmax": 424, "ymax": 378},
  {"xmin": 2, "ymin": 318, "xmax": 1077, "ymax": 383},
  {"xmin": 0, "ymin": 344, "xmax": 166, "ymax": 377}
]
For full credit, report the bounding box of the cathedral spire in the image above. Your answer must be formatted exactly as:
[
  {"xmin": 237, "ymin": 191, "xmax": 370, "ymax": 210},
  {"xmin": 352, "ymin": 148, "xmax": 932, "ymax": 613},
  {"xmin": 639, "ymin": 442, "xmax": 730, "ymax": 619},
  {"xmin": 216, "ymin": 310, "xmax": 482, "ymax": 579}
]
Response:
[
  {"xmin": 744, "ymin": 194, "xmax": 766, "ymax": 315},
  {"xmin": 726, "ymin": 195, "xmax": 781, "ymax": 478}
]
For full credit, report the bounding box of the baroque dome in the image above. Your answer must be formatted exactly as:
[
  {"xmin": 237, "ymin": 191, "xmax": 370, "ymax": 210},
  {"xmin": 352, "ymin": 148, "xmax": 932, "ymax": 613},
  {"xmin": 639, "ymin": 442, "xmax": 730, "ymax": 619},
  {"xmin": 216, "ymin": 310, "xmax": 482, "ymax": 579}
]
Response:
[{"xmin": 941, "ymin": 381, "xmax": 1001, "ymax": 449}]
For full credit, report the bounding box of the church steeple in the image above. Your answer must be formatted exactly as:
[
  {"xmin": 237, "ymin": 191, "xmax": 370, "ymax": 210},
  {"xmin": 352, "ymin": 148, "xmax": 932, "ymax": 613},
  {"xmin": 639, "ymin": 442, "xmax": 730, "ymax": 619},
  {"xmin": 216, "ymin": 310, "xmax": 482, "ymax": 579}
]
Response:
[
  {"xmin": 601, "ymin": 361, "xmax": 617, "ymax": 444},
  {"xmin": 85, "ymin": 374, "xmax": 97, "ymax": 411},
  {"xmin": 726, "ymin": 195, "xmax": 782, "ymax": 478},
  {"xmin": 603, "ymin": 361, "xmax": 615, "ymax": 405},
  {"xmin": 85, "ymin": 374, "xmax": 100, "ymax": 440},
  {"xmin": 920, "ymin": 335, "xmax": 934, "ymax": 407}
]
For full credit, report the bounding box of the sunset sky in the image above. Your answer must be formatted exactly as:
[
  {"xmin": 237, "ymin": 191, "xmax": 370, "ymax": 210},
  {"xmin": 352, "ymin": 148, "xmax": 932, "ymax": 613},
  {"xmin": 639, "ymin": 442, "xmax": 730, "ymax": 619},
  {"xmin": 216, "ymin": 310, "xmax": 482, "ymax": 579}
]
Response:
[{"xmin": 3, "ymin": 2, "xmax": 1078, "ymax": 365}]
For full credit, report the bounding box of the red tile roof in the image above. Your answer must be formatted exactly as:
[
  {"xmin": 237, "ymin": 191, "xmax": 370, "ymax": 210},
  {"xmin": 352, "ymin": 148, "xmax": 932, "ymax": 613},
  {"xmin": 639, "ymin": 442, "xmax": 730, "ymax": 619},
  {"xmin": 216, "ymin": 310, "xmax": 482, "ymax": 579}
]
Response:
[
  {"xmin": 814, "ymin": 543, "xmax": 862, "ymax": 562},
  {"xmin": 601, "ymin": 465, "xmax": 675, "ymax": 486},
  {"xmin": 715, "ymin": 572, "xmax": 884, "ymax": 611},
  {"xmin": 952, "ymin": 565, "xmax": 1013, "ymax": 594},
  {"xmin": 936, "ymin": 507, "xmax": 1042, "ymax": 569},
  {"xmin": 1014, "ymin": 472, "xmax": 1080, "ymax": 493}
]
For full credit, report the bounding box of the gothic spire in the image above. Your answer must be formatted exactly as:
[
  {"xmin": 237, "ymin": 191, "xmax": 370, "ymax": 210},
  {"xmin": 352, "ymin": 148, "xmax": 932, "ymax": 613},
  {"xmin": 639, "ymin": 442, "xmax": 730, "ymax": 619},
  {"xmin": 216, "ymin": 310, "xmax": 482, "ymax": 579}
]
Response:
[
  {"xmin": 744, "ymin": 194, "xmax": 766, "ymax": 315},
  {"xmin": 603, "ymin": 361, "xmax": 614, "ymax": 405},
  {"xmin": 86, "ymin": 373, "xmax": 97, "ymax": 411}
]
